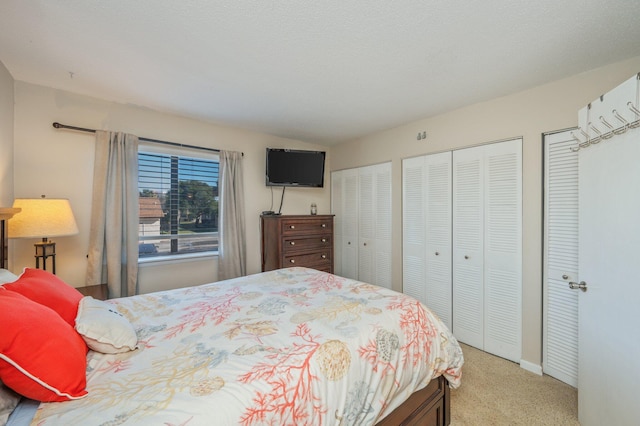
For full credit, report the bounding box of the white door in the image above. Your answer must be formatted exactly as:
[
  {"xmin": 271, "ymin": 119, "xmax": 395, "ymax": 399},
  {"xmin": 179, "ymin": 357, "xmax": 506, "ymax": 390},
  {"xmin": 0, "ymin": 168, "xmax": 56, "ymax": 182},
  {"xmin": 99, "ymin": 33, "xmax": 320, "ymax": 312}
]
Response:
[
  {"xmin": 372, "ymin": 163, "xmax": 392, "ymax": 289},
  {"xmin": 358, "ymin": 163, "xmax": 392, "ymax": 289},
  {"xmin": 481, "ymin": 139, "xmax": 522, "ymax": 362},
  {"xmin": 402, "ymin": 152, "xmax": 452, "ymax": 328},
  {"xmin": 453, "ymin": 138, "xmax": 522, "ymax": 362},
  {"xmin": 331, "ymin": 170, "xmax": 344, "ymax": 275},
  {"xmin": 423, "ymin": 153, "xmax": 452, "ymax": 328},
  {"xmin": 543, "ymin": 130, "xmax": 579, "ymax": 387},
  {"xmin": 332, "ymin": 164, "xmax": 391, "ymax": 286},
  {"xmin": 577, "ymin": 127, "xmax": 640, "ymax": 425},
  {"xmin": 340, "ymin": 168, "xmax": 359, "ymax": 280},
  {"xmin": 452, "ymin": 145, "xmax": 485, "ymax": 349},
  {"xmin": 358, "ymin": 165, "xmax": 376, "ymax": 285},
  {"xmin": 403, "ymin": 156, "xmax": 428, "ymax": 304}
]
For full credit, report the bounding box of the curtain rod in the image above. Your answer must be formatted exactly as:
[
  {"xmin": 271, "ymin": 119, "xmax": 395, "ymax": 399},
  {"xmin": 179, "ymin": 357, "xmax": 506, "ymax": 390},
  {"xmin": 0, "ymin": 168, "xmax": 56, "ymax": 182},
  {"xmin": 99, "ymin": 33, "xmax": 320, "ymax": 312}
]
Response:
[{"xmin": 52, "ymin": 122, "xmax": 243, "ymax": 156}]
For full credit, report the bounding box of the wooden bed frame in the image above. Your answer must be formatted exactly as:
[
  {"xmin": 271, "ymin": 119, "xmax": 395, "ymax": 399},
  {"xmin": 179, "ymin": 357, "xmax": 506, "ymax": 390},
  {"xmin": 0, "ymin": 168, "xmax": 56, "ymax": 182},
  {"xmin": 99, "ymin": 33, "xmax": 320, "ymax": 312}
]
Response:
[{"xmin": 377, "ymin": 375, "xmax": 450, "ymax": 426}]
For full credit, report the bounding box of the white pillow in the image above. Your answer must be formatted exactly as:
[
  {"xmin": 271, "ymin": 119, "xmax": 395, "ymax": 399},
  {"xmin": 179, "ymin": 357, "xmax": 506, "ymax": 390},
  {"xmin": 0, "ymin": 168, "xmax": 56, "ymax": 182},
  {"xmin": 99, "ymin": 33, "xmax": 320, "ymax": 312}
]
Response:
[
  {"xmin": 74, "ymin": 297, "xmax": 138, "ymax": 354},
  {"xmin": 0, "ymin": 269, "xmax": 18, "ymax": 285}
]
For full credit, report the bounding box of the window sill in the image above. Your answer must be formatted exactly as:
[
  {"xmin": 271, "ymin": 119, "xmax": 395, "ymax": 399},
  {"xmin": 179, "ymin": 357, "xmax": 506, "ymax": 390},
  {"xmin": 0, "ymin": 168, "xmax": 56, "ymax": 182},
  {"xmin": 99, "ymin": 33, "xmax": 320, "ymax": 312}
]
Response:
[{"xmin": 138, "ymin": 251, "xmax": 218, "ymax": 266}]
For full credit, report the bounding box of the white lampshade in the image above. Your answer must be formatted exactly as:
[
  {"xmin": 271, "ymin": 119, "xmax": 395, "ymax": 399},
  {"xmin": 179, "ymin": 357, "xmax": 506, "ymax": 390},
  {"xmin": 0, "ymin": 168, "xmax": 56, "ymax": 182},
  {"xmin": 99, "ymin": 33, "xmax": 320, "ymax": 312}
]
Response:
[{"xmin": 9, "ymin": 198, "xmax": 79, "ymax": 239}]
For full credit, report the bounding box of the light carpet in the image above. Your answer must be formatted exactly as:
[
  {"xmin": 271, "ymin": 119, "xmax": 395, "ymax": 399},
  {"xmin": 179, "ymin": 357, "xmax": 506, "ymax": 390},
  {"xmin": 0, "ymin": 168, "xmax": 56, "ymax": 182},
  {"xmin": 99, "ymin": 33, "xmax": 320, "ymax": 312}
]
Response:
[{"xmin": 450, "ymin": 344, "xmax": 579, "ymax": 425}]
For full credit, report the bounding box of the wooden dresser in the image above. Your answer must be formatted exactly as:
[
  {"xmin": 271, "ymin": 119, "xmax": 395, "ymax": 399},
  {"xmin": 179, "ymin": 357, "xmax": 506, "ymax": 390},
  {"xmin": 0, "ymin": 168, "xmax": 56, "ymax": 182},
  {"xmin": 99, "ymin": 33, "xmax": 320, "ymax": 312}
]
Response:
[{"xmin": 261, "ymin": 214, "xmax": 334, "ymax": 273}]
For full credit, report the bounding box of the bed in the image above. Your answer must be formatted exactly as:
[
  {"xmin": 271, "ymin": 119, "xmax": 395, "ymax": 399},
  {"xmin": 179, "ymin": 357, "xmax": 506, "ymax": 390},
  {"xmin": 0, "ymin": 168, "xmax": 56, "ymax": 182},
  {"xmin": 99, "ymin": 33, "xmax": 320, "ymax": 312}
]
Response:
[{"xmin": 1, "ymin": 267, "xmax": 463, "ymax": 425}]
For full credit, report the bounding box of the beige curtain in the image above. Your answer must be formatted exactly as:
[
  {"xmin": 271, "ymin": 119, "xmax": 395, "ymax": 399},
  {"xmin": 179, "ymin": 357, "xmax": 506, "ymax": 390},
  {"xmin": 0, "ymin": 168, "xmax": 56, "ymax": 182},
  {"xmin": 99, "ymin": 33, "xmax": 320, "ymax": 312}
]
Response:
[
  {"xmin": 218, "ymin": 150, "xmax": 246, "ymax": 280},
  {"xmin": 86, "ymin": 130, "xmax": 139, "ymax": 297}
]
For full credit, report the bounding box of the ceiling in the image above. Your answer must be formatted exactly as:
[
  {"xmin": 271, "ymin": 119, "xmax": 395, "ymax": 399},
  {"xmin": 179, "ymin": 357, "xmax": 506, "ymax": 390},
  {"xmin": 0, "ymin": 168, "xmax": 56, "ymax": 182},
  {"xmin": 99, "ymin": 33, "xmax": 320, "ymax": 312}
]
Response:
[{"xmin": 1, "ymin": 1, "xmax": 640, "ymax": 145}]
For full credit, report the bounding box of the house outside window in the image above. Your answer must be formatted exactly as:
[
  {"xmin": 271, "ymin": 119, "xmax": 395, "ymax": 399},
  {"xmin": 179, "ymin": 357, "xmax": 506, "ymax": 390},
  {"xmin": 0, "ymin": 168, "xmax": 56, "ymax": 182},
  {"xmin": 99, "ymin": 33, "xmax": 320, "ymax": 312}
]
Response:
[{"xmin": 138, "ymin": 148, "xmax": 219, "ymax": 259}]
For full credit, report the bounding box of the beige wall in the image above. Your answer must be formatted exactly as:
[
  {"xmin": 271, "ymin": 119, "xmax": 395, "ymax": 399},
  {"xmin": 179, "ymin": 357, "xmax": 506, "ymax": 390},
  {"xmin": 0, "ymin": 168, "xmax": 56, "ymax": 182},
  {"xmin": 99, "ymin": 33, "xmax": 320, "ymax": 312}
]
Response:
[
  {"xmin": 12, "ymin": 82, "xmax": 331, "ymax": 292},
  {"xmin": 0, "ymin": 61, "xmax": 13, "ymax": 206},
  {"xmin": 7, "ymin": 55, "xmax": 640, "ymax": 367},
  {"xmin": 329, "ymin": 55, "xmax": 640, "ymax": 370}
]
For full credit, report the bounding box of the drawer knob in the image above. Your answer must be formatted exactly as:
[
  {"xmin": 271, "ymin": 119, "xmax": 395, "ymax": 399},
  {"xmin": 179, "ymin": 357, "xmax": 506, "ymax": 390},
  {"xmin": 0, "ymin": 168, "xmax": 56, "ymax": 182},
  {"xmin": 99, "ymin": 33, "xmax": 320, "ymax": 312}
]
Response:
[
  {"xmin": 290, "ymin": 259, "xmax": 295, "ymax": 264},
  {"xmin": 321, "ymin": 238, "xmax": 327, "ymax": 242},
  {"xmin": 348, "ymin": 241, "xmax": 351, "ymax": 245},
  {"xmin": 464, "ymin": 255, "xmax": 469, "ymax": 260},
  {"xmin": 321, "ymin": 223, "xmax": 327, "ymax": 228},
  {"xmin": 321, "ymin": 254, "xmax": 327, "ymax": 259},
  {"xmin": 290, "ymin": 241, "xmax": 295, "ymax": 245},
  {"xmin": 290, "ymin": 225, "xmax": 295, "ymax": 229},
  {"xmin": 435, "ymin": 251, "xmax": 440, "ymax": 256}
]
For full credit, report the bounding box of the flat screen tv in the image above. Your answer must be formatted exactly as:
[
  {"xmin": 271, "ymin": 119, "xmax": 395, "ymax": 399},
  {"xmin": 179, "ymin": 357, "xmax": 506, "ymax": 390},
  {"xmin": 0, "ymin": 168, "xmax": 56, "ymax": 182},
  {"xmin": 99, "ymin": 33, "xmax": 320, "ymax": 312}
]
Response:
[{"xmin": 265, "ymin": 148, "xmax": 326, "ymax": 187}]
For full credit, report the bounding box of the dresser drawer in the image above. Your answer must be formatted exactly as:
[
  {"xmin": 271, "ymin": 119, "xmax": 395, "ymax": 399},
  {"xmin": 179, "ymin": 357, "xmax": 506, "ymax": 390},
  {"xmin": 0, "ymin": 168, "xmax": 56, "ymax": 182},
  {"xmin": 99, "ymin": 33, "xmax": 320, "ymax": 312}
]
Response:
[
  {"xmin": 283, "ymin": 251, "xmax": 332, "ymax": 269},
  {"xmin": 280, "ymin": 218, "xmax": 332, "ymax": 236},
  {"xmin": 282, "ymin": 235, "xmax": 332, "ymax": 254}
]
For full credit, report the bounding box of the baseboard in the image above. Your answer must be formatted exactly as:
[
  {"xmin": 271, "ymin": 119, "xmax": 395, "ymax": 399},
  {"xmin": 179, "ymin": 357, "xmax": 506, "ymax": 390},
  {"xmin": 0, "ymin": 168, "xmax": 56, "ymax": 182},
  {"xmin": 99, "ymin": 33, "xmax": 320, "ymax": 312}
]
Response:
[{"xmin": 520, "ymin": 359, "xmax": 543, "ymax": 375}]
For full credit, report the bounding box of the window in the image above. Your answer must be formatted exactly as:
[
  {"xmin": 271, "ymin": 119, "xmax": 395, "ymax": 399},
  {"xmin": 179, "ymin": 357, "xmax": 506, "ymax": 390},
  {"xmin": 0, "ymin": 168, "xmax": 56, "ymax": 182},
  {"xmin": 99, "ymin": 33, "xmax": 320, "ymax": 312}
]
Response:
[{"xmin": 138, "ymin": 150, "xmax": 219, "ymax": 259}]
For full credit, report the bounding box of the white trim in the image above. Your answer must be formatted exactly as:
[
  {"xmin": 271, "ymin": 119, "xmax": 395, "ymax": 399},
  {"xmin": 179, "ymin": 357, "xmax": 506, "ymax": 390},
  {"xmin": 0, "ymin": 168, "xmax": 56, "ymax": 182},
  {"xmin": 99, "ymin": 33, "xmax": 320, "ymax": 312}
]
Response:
[
  {"xmin": 138, "ymin": 142, "xmax": 220, "ymax": 160},
  {"xmin": 520, "ymin": 359, "xmax": 543, "ymax": 376},
  {"xmin": 138, "ymin": 251, "xmax": 217, "ymax": 266}
]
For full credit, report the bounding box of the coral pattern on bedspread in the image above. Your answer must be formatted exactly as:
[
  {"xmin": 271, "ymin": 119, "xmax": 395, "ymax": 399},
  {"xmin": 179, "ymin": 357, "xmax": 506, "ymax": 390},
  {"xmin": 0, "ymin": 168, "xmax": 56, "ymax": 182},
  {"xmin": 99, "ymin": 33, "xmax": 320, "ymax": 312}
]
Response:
[{"xmin": 32, "ymin": 267, "xmax": 463, "ymax": 426}]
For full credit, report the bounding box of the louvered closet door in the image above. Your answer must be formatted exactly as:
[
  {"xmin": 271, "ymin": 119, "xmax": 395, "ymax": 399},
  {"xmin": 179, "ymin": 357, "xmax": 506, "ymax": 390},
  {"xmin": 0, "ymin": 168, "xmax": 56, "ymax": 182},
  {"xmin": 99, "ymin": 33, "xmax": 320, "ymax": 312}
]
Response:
[
  {"xmin": 425, "ymin": 153, "xmax": 453, "ymax": 328},
  {"xmin": 543, "ymin": 130, "xmax": 579, "ymax": 387},
  {"xmin": 339, "ymin": 168, "xmax": 359, "ymax": 280},
  {"xmin": 358, "ymin": 165, "xmax": 376, "ymax": 284},
  {"xmin": 357, "ymin": 163, "xmax": 392, "ymax": 288},
  {"xmin": 403, "ymin": 157, "xmax": 428, "ymax": 304},
  {"xmin": 402, "ymin": 153, "xmax": 452, "ymax": 328},
  {"xmin": 483, "ymin": 139, "xmax": 522, "ymax": 362},
  {"xmin": 331, "ymin": 170, "xmax": 344, "ymax": 275},
  {"xmin": 373, "ymin": 163, "xmax": 392, "ymax": 289},
  {"xmin": 453, "ymin": 138, "xmax": 522, "ymax": 361},
  {"xmin": 452, "ymin": 147, "xmax": 485, "ymax": 349}
]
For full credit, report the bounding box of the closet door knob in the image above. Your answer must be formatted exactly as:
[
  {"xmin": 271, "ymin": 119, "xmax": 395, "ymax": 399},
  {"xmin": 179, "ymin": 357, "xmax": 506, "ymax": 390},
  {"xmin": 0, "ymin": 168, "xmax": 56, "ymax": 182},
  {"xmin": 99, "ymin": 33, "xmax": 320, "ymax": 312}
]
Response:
[{"xmin": 569, "ymin": 281, "xmax": 587, "ymax": 292}]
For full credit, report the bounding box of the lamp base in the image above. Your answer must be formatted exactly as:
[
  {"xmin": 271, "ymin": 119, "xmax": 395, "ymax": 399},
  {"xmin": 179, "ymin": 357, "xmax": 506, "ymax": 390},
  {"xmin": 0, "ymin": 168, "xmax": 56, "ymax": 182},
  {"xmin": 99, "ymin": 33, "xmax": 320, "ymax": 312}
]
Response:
[{"xmin": 34, "ymin": 239, "xmax": 56, "ymax": 274}]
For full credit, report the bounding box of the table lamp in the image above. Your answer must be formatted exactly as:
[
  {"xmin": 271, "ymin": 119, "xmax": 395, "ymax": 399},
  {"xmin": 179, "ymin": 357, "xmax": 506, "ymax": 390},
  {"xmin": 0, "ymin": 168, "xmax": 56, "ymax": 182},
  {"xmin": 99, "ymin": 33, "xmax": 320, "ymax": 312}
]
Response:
[{"xmin": 9, "ymin": 196, "xmax": 79, "ymax": 274}]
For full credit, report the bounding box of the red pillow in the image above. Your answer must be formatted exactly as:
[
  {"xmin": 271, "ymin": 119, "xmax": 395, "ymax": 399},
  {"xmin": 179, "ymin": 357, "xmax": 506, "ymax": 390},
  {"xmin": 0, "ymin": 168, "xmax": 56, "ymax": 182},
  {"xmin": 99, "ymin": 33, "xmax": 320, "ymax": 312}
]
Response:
[
  {"xmin": 3, "ymin": 268, "xmax": 83, "ymax": 326},
  {"xmin": 0, "ymin": 289, "xmax": 88, "ymax": 402}
]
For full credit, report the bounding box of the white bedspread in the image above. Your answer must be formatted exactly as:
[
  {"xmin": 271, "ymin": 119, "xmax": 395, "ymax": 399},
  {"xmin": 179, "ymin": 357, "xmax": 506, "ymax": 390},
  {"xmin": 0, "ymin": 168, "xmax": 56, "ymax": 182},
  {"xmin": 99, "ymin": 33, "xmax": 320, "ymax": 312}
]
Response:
[{"xmin": 32, "ymin": 268, "xmax": 463, "ymax": 425}]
